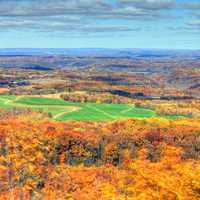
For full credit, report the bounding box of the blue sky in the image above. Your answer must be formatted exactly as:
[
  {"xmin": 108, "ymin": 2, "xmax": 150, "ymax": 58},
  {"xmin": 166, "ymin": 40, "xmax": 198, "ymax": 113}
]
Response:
[{"xmin": 0, "ymin": 0, "xmax": 200, "ymax": 49}]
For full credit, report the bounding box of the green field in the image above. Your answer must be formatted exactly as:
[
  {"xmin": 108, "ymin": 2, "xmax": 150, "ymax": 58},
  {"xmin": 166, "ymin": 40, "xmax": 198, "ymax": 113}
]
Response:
[{"xmin": 0, "ymin": 95, "xmax": 182, "ymax": 121}]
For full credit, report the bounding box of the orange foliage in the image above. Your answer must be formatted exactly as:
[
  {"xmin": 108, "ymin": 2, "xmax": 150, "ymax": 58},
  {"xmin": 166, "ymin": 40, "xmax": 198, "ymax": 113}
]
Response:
[{"xmin": 0, "ymin": 116, "xmax": 200, "ymax": 199}]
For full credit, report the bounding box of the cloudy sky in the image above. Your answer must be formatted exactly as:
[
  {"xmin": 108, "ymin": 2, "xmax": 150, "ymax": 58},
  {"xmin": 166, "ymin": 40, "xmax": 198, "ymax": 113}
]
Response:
[{"xmin": 0, "ymin": 0, "xmax": 200, "ymax": 49}]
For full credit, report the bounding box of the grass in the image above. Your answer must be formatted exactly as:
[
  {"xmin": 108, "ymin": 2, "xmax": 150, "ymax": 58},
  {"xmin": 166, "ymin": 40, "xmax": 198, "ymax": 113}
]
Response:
[{"xmin": 0, "ymin": 95, "xmax": 183, "ymax": 121}]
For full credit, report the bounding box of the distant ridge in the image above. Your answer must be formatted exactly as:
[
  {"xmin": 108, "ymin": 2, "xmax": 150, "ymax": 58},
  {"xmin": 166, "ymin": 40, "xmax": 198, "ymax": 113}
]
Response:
[{"xmin": 0, "ymin": 48, "xmax": 199, "ymax": 58}]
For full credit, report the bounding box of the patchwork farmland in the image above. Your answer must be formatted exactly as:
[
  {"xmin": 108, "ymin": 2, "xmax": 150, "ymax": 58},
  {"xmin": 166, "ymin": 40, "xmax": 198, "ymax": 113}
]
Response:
[{"xmin": 0, "ymin": 95, "xmax": 181, "ymax": 121}]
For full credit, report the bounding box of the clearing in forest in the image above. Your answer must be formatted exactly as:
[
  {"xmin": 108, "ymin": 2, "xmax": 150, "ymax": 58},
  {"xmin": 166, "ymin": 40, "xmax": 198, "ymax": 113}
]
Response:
[{"xmin": 0, "ymin": 95, "xmax": 182, "ymax": 121}]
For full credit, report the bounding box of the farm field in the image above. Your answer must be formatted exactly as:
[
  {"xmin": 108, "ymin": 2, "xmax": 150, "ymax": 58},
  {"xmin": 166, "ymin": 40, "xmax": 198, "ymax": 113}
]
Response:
[{"xmin": 0, "ymin": 95, "xmax": 182, "ymax": 121}]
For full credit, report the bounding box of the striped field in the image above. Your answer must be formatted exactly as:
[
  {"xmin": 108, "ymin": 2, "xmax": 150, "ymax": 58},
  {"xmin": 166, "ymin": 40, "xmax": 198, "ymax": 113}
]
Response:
[{"xmin": 0, "ymin": 95, "xmax": 182, "ymax": 121}]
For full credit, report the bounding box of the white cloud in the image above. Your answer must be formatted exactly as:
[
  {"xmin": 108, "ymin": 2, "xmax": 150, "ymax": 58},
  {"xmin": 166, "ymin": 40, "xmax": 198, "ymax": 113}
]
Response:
[
  {"xmin": 0, "ymin": 0, "xmax": 178, "ymax": 33},
  {"xmin": 119, "ymin": 0, "xmax": 176, "ymax": 10}
]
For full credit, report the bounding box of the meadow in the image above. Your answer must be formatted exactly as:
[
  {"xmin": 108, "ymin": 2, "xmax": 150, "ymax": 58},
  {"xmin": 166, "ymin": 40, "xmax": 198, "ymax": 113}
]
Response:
[{"xmin": 0, "ymin": 95, "xmax": 182, "ymax": 121}]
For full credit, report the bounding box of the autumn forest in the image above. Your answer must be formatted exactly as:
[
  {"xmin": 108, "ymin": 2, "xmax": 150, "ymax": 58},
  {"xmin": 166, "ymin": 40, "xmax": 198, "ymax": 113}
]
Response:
[{"xmin": 0, "ymin": 49, "xmax": 199, "ymax": 200}]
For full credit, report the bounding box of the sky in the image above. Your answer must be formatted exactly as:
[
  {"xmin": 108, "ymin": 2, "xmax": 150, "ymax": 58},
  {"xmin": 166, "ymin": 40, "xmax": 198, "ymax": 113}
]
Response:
[{"xmin": 0, "ymin": 0, "xmax": 200, "ymax": 49}]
